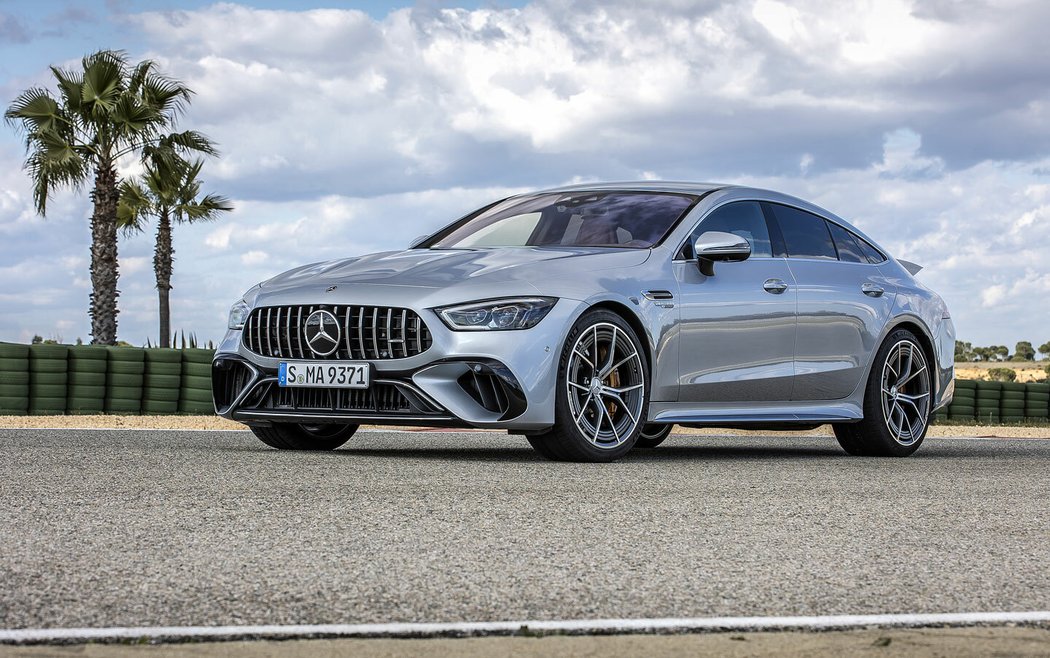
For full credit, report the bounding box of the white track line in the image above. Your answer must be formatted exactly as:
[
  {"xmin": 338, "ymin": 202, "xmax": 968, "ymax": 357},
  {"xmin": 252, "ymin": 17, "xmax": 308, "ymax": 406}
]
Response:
[{"xmin": 3, "ymin": 611, "xmax": 1049, "ymax": 644}]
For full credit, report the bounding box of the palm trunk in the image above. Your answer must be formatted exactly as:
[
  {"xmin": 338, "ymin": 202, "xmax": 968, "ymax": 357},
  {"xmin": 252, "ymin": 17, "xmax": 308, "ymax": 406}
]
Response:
[
  {"xmin": 88, "ymin": 163, "xmax": 120, "ymax": 345},
  {"xmin": 155, "ymin": 209, "xmax": 173, "ymax": 349}
]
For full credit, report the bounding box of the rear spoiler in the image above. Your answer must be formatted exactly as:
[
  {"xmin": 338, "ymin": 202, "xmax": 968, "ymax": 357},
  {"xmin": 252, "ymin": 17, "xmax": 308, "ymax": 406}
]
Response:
[{"xmin": 898, "ymin": 259, "xmax": 923, "ymax": 275}]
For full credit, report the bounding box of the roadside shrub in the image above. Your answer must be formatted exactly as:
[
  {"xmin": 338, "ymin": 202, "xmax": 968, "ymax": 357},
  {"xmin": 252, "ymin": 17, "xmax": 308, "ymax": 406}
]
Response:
[{"xmin": 986, "ymin": 367, "xmax": 1017, "ymax": 382}]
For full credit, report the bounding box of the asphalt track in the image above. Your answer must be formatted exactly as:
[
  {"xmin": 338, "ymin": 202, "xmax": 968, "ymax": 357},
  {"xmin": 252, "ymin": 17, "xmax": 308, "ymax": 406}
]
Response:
[{"xmin": 0, "ymin": 429, "xmax": 1048, "ymax": 640}]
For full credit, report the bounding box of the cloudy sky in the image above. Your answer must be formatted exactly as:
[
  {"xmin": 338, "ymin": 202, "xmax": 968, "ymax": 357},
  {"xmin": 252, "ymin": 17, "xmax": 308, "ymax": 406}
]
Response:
[{"xmin": 0, "ymin": 0, "xmax": 1048, "ymax": 350}]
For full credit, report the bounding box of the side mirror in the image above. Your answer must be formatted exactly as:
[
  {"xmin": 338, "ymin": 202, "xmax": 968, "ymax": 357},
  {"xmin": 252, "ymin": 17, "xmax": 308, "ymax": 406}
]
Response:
[
  {"xmin": 409, "ymin": 235, "xmax": 429, "ymax": 249},
  {"xmin": 694, "ymin": 231, "xmax": 751, "ymax": 276}
]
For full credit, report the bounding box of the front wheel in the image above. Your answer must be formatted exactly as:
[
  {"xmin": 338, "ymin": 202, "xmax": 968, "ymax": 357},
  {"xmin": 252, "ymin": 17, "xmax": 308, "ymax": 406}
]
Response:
[
  {"xmin": 251, "ymin": 423, "xmax": 358, "ymax": 451},
  {"xmin": 528, "ymin": 310, "xmax": 650, "ymax": 462},
  {"xmin": 834, "ymin": 329, "xmax": 932, "ymax": 457},
  {"xmin": 635, "ymin": 423, "xmax": 673, "ymax": 449}
]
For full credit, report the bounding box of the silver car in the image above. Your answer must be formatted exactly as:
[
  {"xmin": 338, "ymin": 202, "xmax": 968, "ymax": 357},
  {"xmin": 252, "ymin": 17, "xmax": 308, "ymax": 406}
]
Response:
[{"xmin": 214, "ymin": 182, "xmax": 955, "ymax": 461}]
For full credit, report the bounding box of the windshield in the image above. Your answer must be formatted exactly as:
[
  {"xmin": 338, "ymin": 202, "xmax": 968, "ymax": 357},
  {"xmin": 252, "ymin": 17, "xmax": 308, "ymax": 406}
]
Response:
[{"xmin": 428, "ymin": 192, "xmax": 697, "ymax": 249}]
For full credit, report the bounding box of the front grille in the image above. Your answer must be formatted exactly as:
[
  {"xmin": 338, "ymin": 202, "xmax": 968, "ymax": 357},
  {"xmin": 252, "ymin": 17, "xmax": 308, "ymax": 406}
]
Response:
[
  {"xmin": 243, "ymin": 305, "xmax": 432, "ymax": 360},
  {"xmin": 212, "ymin": 359, "xmax": 253, "ymax": 410}
]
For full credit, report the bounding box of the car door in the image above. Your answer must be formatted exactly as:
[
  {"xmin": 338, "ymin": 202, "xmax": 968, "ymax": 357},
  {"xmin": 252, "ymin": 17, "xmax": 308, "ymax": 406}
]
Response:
[
  {"xmin": 764, "ymin": 202, "xmax": 895, "ymax": 401},
  {"xmin": 674, "ymin": 201, "xmax": 797, "ymax": 403}
]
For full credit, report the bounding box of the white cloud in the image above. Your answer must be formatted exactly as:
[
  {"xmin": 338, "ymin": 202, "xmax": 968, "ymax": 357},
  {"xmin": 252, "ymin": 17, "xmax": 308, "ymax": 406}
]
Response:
[{"xmin": 0, "ymin": 1, "xmax": 1048, "ymax": 349}]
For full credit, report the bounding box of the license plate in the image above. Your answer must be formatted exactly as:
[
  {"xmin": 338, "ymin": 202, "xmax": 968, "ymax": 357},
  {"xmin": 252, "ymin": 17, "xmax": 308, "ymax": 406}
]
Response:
[{"xmin": 278, "ymin": 362, "xmax": 371, "ymax": 389}]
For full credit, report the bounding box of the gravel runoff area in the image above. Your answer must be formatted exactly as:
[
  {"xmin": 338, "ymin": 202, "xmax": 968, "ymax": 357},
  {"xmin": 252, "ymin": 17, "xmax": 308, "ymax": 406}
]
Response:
[{"xmin": 1, "ymin": 414, "xmax": 1049, "ymax": 438}]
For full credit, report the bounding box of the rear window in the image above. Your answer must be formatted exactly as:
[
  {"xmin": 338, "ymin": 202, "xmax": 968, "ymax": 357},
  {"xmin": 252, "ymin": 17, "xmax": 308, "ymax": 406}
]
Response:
[{"xmin": 827, "ymin": 222, "xmax": 866, "ymax": 263}]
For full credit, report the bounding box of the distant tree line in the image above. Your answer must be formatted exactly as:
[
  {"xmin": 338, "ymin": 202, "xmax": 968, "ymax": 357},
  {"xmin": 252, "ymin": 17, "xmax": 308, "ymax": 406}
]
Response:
[{"xmin": 955, "ymin": 341, "xmax": 1050, "ymax": 362}]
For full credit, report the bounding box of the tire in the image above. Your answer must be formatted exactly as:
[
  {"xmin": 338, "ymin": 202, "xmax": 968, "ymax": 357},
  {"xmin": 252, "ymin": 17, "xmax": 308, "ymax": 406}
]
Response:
[
  {"xmin": 67, "ymin": 398, "xmax": 105, "ymax": 411},
  {"xmin": 178, "ymin": 402, "xmax": 214, "ymax": 414},
  {"xmin": 0, "ymin": 384, "xmax": 28, "ymax": 397},
  {"xmin": 250, "ymin": 423, "xmax": 358, "ymax": 450},
  {"xmin": 69, "ymin": 372, "xmax": 106, "ymax": 387},
  {"xmin": 142, "ymin": 400, "xmax": 179, "ymax": 415},
  {"xmin": 180, "ymin": 388, "xmax": 213, "ymax": 403},
  {"xmin": 108, "ymin": 361, "xmax": 145, "ymax": 375},
  {"xmin": 68, "ymin": 385, "xmax": 105, "ymax": 399},
  {"xmin": 107, "ymin": 347, "xmax": 144, "ymax": 362},
  {"xmin": 29, "ymin": 344, "xmax": 68, "ymax": 359},
  {"xmin": 107, "ymin": 373, "xmax": 143, "ymax": 387},
  {"xmin": 29, "ymin": 383, "xmax": 67, "ymax": 398},
  {"xmin": 144, "ymin": 349, "xmax": 182, "ymax": 364},
  {"xmin": 68, "ymin": 359, "xmax": 108, "ymax": 374},
  {"xmin": 145, "ymin": 363, "xmax": 182, "ymax": 377},
  {"xmin": 0, "ymin": 343, "xmax": 29, "ymax": 358},
  {"xmin": 30, "ymin": 372, "xmax": 68, "ymax": 385},
  {"xmin": 68, "ymin": 345, "xmax": 108, "ymax": 360},
  {"xmin": 182, "ymin": 349, "xmax": 214, "ymax": 365},
  {"xmin": 0, "ymin": 357, "xmax": 29, "ymax": 372},
  {"xmin": 105, "ymin": 398, "xmax": 141, "ymax": 413},
  {"xmin": 29, "ymin": 359, "xmax": 67, "ymax": 373},
  {"xmin": 143, "ymin": 387, "xmax": 180, "ymax": 402},
  {"xmin": 635, "ymin": 423, "xmax": 673, "ymax": 449},
  {"xmin": 834, "ymin": 329, "xmax": 931, "ymax": 457},
  {"xmin": 181, "ymin": 374, "xmax": 211, "ymax": 390},
  {"xmin": 526, "ymin": 309, "xmax": 649, "ymax": 462},
  {"xmin": 143, "ymin": 374, "xmax": 180, "ymax": 389},
  {"xmin": 0, "ymin": 396, "xmax": 29, "ymax": 413},
  {"xmin": 106, "ymin": 386, "xmax": 142, "ymax": 400},
  {"xmin": 0, "ymin": 371, "xmax": 29, "ymax": 385},
  {"xmin": 181, "ymin": 362, "xmax": 211, "ymax": 378}
]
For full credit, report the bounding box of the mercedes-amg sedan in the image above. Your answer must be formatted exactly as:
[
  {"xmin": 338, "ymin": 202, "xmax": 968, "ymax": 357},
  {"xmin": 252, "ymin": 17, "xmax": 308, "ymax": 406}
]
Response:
[{"xmin": 213, "ymin": 182, "xmax": 955, "ymax": 461}]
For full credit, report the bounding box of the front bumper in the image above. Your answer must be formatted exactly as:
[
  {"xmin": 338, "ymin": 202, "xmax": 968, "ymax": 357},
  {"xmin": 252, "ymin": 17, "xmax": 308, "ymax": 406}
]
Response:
[{"xmin": 212, "ymin": 300, "xmax": 582, "ymax": 430}]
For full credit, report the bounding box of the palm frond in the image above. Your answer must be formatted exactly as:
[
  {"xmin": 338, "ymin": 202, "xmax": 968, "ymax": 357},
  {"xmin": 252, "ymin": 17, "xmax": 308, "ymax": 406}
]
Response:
[
  {"xmin": 117, "ymin": 178, "xmax": 152, "ymax": 236},
  {"xmin": 81, "ymin": 51, "xmax": 127, "ymax": 119}
]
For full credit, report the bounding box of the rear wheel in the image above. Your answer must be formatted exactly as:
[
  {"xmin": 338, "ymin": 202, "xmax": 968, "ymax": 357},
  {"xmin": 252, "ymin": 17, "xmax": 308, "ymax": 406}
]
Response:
[
  {"xmin": 635, "ymin": 423, "xmax": 673, "ymax": 449},
  {"xmin": 251, "ymin": 423, "xmax": 358, "ymax": 451},
  {"xmin": 527, "ymin": 310, "xmax": 649, "ymax": 462},
  {"xmin": 834, "ymin": 329, "xmax": 932, "ymax": 457}
]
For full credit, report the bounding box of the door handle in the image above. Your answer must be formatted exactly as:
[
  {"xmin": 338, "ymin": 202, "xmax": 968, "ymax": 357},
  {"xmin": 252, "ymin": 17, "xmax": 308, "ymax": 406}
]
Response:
[
  {"xmin": 861, "ymin": 283, "xmax": 885, "ymax": 297},
  {"xmin": 763, "ymin": 279, "xmax": 789, "ymax": 294}
]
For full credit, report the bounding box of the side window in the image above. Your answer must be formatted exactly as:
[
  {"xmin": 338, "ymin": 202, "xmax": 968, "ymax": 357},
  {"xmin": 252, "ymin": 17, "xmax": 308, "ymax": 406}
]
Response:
[
  {"xmin": 685, "ymin": 201, "xmax": 773, "ymax": 259},
  {"xmin": 854, "ymin": 234, "xmax": 886, "ymax": 264},
  {"xmin": 827, "ymin": 222, "xmax": 866, "ymax": 263},
  {"xmin": 769, "ymin": 204, "xmax": 837, "ymax": 260}
]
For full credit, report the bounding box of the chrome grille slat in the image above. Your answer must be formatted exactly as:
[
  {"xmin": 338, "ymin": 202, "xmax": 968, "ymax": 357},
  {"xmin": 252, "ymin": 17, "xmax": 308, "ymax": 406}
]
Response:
[{"xmin": 243, "ymin": 304, "xmax": 432, "ymax": 360}]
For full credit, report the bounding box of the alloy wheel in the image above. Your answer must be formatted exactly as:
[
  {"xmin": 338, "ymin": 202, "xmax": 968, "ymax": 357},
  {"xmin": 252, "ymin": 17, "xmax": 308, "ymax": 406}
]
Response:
[
  {"xmin": 880, "ymin": 340, "xmax": 931, "ymax": 446},
  {"xmin": 565, "ymin": 322, "xmax": 645, "ymax": 449}
]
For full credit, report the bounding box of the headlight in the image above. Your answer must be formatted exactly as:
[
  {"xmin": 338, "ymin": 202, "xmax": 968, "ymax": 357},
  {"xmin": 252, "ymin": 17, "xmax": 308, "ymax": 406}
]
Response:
[
  {"xmin": 228, "ymin": 300, "xmax": 251, "ymax": 330},
  {"xmin": 437, "ymin": 297, "xmax": 557, "ymax": 331}
]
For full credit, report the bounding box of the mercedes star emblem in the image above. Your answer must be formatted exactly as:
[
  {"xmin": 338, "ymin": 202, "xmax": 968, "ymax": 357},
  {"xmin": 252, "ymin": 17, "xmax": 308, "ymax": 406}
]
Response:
[
  {"xmin": 326, "ymin": 285, "xmax": 337, "ymax": 293},
  {"xmin": 304, "ymin": 309, "xmax": 341, "ymax": 356}
]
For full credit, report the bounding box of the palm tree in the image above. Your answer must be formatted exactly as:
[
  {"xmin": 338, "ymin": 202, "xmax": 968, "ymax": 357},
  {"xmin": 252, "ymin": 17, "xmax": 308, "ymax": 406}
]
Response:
[
  {"xmin": 119, "ymin": 155, "xmax": 232, "ymax": 348},
  {"xmin": 5, "ymin": 50, "xmax": 215, "ymax": 344}
]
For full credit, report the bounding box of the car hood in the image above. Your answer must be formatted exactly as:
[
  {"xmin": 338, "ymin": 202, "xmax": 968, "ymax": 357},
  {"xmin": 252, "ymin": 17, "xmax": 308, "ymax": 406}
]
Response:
[{"xmin": 260, "ymin": 247, "xmax": 650, "ymax": 295}]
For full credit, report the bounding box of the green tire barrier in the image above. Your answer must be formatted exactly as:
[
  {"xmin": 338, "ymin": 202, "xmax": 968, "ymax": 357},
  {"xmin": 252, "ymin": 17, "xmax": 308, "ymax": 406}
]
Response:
[
  {"xmin": 68, "ymin": 384, "xmax": 106, "ymax": 398},
  {"xmin": 180, "ymin": 388, "xmax": 213, "ymax": 404},
  {"xmin": 181, "ymin": 349, "xmax": 214, "ymax": 365},
  {"xmin": 0, "ymin": 357, "xmax": 30, "ymax": 372},
  {"xmin": 144, "ymin": 374, "xmax": 180, "ymax": 389},
  {"xmin": 108, "ymin": 361, "xmax": 145, "ymax": 375},
  {"xmin": 179, "ymin": 401, "xmax": 213, "ymax": 414},
  {"xmin": 0, "ymin": 383, "xmax": 29, "ymax": 397},
  {"xmin": 142, "ymin": 400, "xmax": 179, "ymax": 415},
  {"xmin": 29, "ymin": 383, "xmax": 68, "ymax": 398},
  {"xmin": 145, "ymin": 363, "xmax": 182, "ymax": 376},
  {"xmin": 0, "ymin": 343, "xmax": 30, "ymax": 358},
  {"xmin": 145, "ymin": 348, "xmax": 182, "ymax": 364},
  {"xmin": 31, "ymin": 372, "xmax": 67, "ymax": 385},
  {"xmin": 28, "ymin": 359, "xmax": 67, "ymax": 373},
  {"xmin": 181, "ymin": 362, "xmax": 211, "ymax": 378},
  {"xmin": 0, "ymin": 395, "xmax": 29, "ymax": 414},
  {"xmin": 0, "ymin": 371, "xmax": 30, "ymax": 385},
  {"xmin": 69, "ymin": 372, "xmax": 106, "ymax": 387},
  {"xmin": 143, "ymin": 387, "xmax": 180, "ymax": 402},
  {"xmin": 67, "ymin": 359, "xmax": 107, "ymax": 374},
  {"xmin": 107, "ymin": 385, "xmax": 142, "ymax": 400},
  {"xmin": 108, "ymin": 373, "xmax": 144, "ymax": 387},
  {"xmin": 181, "ymin": 374, "xmax": 211, "ymax": 390},
  {"xmin": 105, "ymin": 398, "xmax": 141, "ymax": 414}
]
